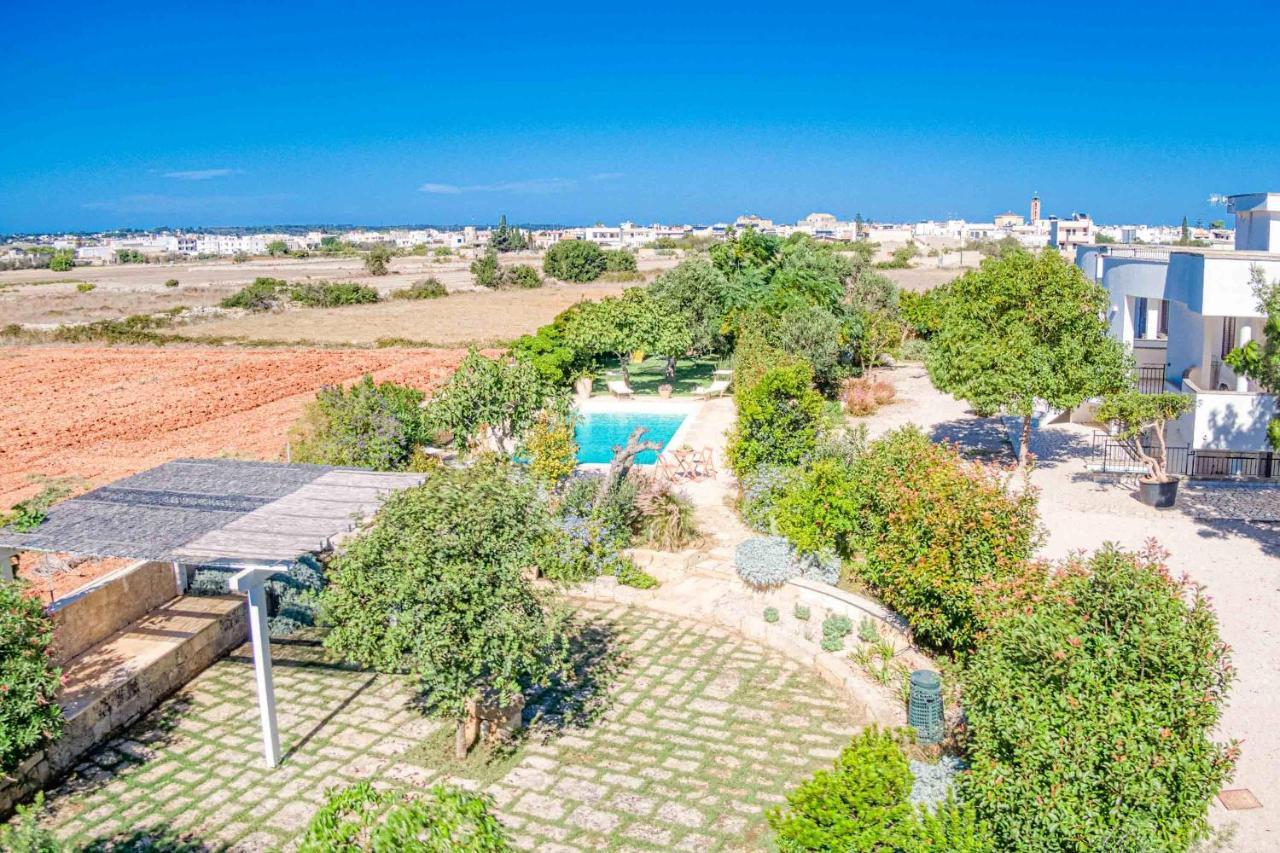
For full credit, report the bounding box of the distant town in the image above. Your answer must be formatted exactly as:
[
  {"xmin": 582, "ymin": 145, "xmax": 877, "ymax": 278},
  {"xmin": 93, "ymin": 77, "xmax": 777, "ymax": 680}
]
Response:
[{"xmin": 0, "ymin": 194, "xmax": 1233, "ymax": 269}]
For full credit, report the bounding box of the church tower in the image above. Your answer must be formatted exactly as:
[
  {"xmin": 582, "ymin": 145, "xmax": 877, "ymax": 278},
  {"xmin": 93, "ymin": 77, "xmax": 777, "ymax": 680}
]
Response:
[{"xmin": 1030, "ymin": 193, "xmax": 1041, "ymax": 224}]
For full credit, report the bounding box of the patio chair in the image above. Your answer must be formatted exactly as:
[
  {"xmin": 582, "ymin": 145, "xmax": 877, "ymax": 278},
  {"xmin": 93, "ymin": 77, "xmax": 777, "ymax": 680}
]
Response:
[
  {"xmin": 606, "ymin": 379, "xmax": 635, "ymax": 399},
  {"xmin": 655, "ymin": 454, "xmax": 677, "ymax": 483},
  {"xmin": 692, "ymin": 378, "xmax": 730, "ymax": 399},
  {"xmin": 695, "ymin": 447, "xmax": 718, "ymax": 480}
]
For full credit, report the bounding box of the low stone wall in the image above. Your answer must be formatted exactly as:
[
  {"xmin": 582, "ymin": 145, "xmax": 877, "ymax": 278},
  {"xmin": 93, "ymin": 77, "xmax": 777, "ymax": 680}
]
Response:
[
  {"xmin": 50, "ymin": 560, "xmax": 180, "ymax": 664},
  {"xmin": 1, "ymin": 595, "xmax": 246, "ymax": 819}
]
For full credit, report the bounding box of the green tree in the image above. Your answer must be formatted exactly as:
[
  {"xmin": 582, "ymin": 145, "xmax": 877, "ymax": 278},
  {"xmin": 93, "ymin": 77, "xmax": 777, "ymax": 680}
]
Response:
[
  {"xmin": 603, "ymin": 249, "xmax": 637, "ymax": 272},
  {"xmin": 648, "ymin": 259, "xmax": 731, "ymax": 357},
  {"xmin": 1181, "ymin": 215, "xmax": 1191, "ymax": 243},
  {"xmin": 564, "ymin": 288, "xmax": 676, "ymax": 383},
  {"xmin": 48, "ymin": 249, "xmax": 75, "ymax": 272},
  {"xmin": 543, "ymin": 239, "xmax": 607, "ymax": 282},
  {"xmin": 961, "ymin": 544, "xmax": 1236, "ymax": 852},
  {"xmin": 727, "ymin": 362, "xmax": 825, "ymax": 476},
  {"xmin": 927, "ymin": 249, "xmax": 1131, "ymax": 464},
  {"xmin": 364, "ymin": 244, "xmax": 392, "ymax": 275},
  {"xmin": 266, "ymin": 239, "xmax": 289, "ymax": 256},
  {"xmin": 321, "ymin": 460, "xmax": 568, "ymax": 758},
  {"xmin": 424, "ymin": 351, "xmax": 563, "ymax": 454},
  {"xmin": 1, "ymin": 580, "xmax": 64, "ymax": 773},
  {"xmin": 1096, "ymin": 391, "xmax": 1193, "ymax": 482},
  {"xmin": 1224, "ymin": 264, "xmax": 1280, "ymax": 448},
  {"xmin": 488, "ymin": 214, "xmax": 529, "ymax": 253},
  {"xmin": 470, "ymin": 249, "xmax": 501, "ymax": 288},
  {"xmin": 509, "ymin": 305, "xmax": 593, "ymax": 386}
]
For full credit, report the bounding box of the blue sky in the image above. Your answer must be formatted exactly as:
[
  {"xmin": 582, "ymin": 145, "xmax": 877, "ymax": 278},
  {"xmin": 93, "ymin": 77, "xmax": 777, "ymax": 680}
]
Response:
[{"xmin": 3, "ymin": 1, "xmax": 1278, "ymax": 232}]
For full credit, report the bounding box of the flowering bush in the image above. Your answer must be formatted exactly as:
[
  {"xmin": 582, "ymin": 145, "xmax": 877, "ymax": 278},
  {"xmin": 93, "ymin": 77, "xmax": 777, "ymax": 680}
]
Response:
[
  {"xmin": 960, "ymin": 543, "xmax": 1236, "ymax": 852},
  {"xmin": 737, "ymin": 464, "xmax": 797, "ymax": 532},
  {"xmin": 1, "ymin": 580, "xmax": 64, "ymax": 773},
  {"xmin": 520, "ymin": 411, "xmax": 578, "ymax": 488}
]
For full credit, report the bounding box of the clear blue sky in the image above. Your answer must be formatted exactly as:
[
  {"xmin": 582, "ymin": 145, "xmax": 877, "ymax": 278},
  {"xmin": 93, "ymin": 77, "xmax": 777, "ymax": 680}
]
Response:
[{"xmin": 3, "ymin": 1, "xmax": 1278, "ymax": 233}]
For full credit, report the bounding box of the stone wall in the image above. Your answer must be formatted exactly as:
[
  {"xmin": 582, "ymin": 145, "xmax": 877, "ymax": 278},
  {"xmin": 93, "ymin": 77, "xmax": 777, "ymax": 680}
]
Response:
[{"xmin": 50, "ymin": 560, "xmax": 180, "ymax": 664}]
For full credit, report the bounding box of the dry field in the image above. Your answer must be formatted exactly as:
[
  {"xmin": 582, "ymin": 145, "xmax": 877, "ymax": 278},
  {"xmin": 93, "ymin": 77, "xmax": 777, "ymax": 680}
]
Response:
[
  {"xmin": 0, "ymin": 251, "xmax": 679, "ymax": 328},
  {"xmin": 0, "ymin": 345, "xmax": 474, "ymax": 509}
]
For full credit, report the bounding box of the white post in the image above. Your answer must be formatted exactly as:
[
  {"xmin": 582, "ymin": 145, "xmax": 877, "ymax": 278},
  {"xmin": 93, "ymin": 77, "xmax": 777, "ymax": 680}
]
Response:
[
  {"xmin": 0, "ymin": 548, "xmax": 16, "ymax": 582},
  {"xmin": 1236, "ymin": 324, "xmax": 1254, "ymax": 392},
  {"xmin": 246, "ymin": 583, "xmax": 281, "ymax": 767},
  {"xmin": 171, "ymin": 561, "xmax": 188, "ymax": 593}
]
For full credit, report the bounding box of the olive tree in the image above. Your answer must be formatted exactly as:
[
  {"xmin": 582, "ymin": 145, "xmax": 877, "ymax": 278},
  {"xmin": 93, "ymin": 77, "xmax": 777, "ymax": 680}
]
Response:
[
  {"xmin": 321, "ymin": 459, "xmax": 568, "ymax": 759},
  {"xmin": 927, "ymin": 249, "xmax": 1131, "ymax": 465},
  {"xmin": 1096, "ymin": 391, "xmax": 1192, "ymax": 483}
]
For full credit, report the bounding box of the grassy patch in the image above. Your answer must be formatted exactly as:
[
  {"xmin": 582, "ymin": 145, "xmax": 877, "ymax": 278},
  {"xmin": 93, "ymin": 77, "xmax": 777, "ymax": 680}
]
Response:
[{"xmin": 605, "ymin": 355, "xmax": 721, "ymax": 396}]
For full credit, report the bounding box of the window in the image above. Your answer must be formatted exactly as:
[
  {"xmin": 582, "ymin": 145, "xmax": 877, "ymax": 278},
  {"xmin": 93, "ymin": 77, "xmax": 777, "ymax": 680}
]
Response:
[{"xmin": 1134, "ymin": 297, "xmax": 1147, "ymax": 338}]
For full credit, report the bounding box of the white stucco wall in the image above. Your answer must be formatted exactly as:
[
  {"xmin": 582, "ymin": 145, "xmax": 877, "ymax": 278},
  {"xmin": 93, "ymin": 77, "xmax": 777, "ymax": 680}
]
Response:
[
  {"xmin": 1165, "ymin": 304, "xmax": 1208, "ymax": 386},
  {"xmin": 1179, "ymin": 379, "xmax": 1278, "ymax": 452}
]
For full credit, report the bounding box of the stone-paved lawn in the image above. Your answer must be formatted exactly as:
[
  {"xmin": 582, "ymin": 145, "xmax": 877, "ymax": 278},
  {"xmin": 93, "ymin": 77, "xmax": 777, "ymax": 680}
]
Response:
[{"xmin": 32, "ymin": 602, "xmax": 861, "ymax": 852}]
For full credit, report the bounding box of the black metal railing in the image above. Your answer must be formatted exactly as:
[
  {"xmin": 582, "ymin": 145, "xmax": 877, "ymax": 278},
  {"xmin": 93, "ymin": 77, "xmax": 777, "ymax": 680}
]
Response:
[
  {"xmin": 1089, "ymin": 432, "xmax": 1277, "ymax": 480},
  {"xmin": 1134, "ymin": 365, "xmax": 1167, "ymax": 394}
]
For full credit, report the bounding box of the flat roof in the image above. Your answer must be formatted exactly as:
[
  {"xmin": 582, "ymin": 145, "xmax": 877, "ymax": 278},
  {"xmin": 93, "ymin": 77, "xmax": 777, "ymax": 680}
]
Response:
[{"xmin": 0, "ymin": 458, "xmax": 424, "ymax": 566}]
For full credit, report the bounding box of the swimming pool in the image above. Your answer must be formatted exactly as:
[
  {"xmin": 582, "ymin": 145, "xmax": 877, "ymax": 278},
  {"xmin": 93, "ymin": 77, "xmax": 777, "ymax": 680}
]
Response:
[{"xmin": 575, "ymin": 410, "xmax": 689, "ymax": 464}]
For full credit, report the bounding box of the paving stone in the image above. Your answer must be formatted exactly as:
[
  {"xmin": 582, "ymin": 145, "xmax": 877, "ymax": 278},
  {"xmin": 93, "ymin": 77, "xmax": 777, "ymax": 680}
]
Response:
[{"xmin": 566, "ymin": 804, "xmax": 622, "ymax": 833}]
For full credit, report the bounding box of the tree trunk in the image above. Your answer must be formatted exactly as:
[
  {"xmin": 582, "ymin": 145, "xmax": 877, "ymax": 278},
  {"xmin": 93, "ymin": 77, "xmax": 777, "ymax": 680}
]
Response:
[
  {"xmin": 455, "ymin": 699, "xmax": 480, "ymax": 759},
  {"xmin": 619, "ymin": 354, "xmax": 631, "ymax": 386},
  {"xmin": 454, "ymin": 719, "xmax": 468, "ymax": 760},
  {"xmin": 1019, "ymin": 415, "xmax": 1032, "ymax": 467}
]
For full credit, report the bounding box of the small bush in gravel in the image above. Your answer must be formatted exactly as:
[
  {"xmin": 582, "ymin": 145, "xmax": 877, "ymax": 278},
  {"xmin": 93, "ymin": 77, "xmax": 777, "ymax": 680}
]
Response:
[
  {"xmin": 764, "ymin": 606, "xmax": 780, "ymax": 623},
  {"xmin": 616, "ymin": 562, "xmax": 659, "ymax": 589},
  {"xmin": 857, "ymin": 615, "xmax": 880, "ymax": 643},
  {"xmin": 393, "ymin": 277, "xmax": 448, "ymax": 300},
  {"xmin": 821, "ymin": 614, "xmax": 853, "ymax": 652},
  {"xmin": 793, "ymin": 603, "xmax": 810, "ymax": 621},
  {"xmin": 503, "ymin": 264, "xmax": 543, "ymax": 289},
  {"xmin": 164, "ymin": 278, "xmax": 179, "ymax": 288},
  {"xmin": 76, "ymin": 282, "xmax": 95, "ymax": 293},
  {"xmin": 908, "ymin": 756, "xmax": 965, "ymax": 808}
]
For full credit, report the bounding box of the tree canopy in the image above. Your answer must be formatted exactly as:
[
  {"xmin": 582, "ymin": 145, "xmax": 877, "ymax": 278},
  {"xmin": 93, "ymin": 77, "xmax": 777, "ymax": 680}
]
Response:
[
  {"xmin": 543, "ymin": 239, "xmax": 606, "ymax": 282},
  {"xmin": 565, "ymin": 287, "xmax": 690, "ymax": 382},
  {"xmin": 927, "ymin": 249, "xmax": 1131, "ymax": 463},
  {"xmin": 488, "ymin": 214, "xmax": 530, "ymax": 252},
  {"xmin": 424, "ymin": 350, "xmax": 564, "ymax": 453}
]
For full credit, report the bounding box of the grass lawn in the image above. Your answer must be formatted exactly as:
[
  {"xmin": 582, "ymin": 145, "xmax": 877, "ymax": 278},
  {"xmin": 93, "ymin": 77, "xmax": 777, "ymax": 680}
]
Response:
[{"xmin": 598, "ymin": 355, "xmax": 723, "ymax": 396}]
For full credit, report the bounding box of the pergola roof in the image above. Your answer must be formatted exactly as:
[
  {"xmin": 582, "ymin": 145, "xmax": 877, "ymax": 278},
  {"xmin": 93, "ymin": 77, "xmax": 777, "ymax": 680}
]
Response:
[{"xmin": 0, "ymin": 458, "xmax": 424, "ymax": 566}]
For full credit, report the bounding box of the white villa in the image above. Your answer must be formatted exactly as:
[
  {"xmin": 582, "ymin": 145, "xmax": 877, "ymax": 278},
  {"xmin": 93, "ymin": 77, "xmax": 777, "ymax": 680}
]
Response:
[{"xmin": 1076, "ymin": 192, "xmax": 1278, "ymax": 469}]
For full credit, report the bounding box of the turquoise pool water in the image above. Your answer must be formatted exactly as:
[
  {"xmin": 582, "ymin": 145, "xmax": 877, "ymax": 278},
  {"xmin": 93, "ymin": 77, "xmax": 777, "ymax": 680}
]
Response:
[{"xmin": 576, "ymin": 411, "xmax": 688, "ymax": 464}]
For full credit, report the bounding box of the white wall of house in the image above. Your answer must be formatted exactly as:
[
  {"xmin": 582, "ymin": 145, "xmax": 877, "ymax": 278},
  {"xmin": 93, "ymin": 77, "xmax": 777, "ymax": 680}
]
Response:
[{"xmin": 1176, "ymin": 379, "xmax": 1279, "ymax": 452}]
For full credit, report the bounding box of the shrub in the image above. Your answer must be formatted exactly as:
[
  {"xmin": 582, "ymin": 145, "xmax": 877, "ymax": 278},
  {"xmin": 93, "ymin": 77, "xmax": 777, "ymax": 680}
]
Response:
[
  {"xmin": 616, "ymin": 562, "xmax": 659, "ymax": 589},
  {"xmin": 221, "ymin": 276, "xmax": 286, "ymax": 310},
  {"xmin": 634, "ymin": 482, "xmax": 702, "ymax": 550},
  {"xmin": 959, "ymin": 544, "xmax": 1236, "ymax": 853},
  {"xmin": 545, "ymin": 472, "xmax": 642, "ymax": 583},
  {"xmin": 364, "ymin": 244, "xmax": 392, "ymax": 276},
  {"xmin": 543, "ymin": 239, "xmax": 607, "ymax": 282},
  {"xmin": 871, "ymin": 378, "xmax": 896, "ymax": 405},
  {"xmin": 793, "ymin": 603, "xmax": 810, "ymax": 621},
  {"xmin": 1, "ymin": 581, "xmax": 64, "ymax": 773},
  {"xmin": 521, "ymin": 410, "xmax": 578, "ymax": 488},
  {"xmin": 727, "ymin": 362, "xmax": 824, "ymax": 476},
  {"xmin": 288, "ymin": 280, "xmax": 380, "ymax": 307},
  {"xmin": 424, "ymin": 351, "xmax": 562, "ymax": 454},
  {"xmin": 299, "ymin": 782, "xmax": 509, "ymax": 852},
  {"xmin": 772, "ymin": 304, "xmax": 850, "ymax": 396},
  {"xmin": 164, "ymin": 278, "xmax": 179, "ymax": 288},
  {"xmin": 737, "ymin": 464, "xmax": 796, "ymax": 533},
  {"xmin": 779, "ymin": 427, "xmax": 1041, "ymax": 652},
  {"xmin": 49, "ymin": 249, "xmax": 75, "ymax": 272},
  {"xmin": 471, "ymin": 249, "xmax": 501, "ymax": 288},
  {"xmin": 844, "ymin": 380, "xmax": 878, "ymax": 415},
  {"xmin": 857, "ymin": 616, "xmax": 880, "ymax": 643},
  {"xmin": 821, "ymin": 614, "xmax": 853, "ymax": 652},
  {"xmin": 764, "ymin": 606, "xmax": 780, "ymax": 623},
  {"xmin": 735, "ymin": 536, "xmax": 798, "ymax": 589},
  {"xmin": 290, "ymin": 375, "xmax": 426, "ymax": 470},
  {"xmin": 509, "ymin": 305, "xmax": 592, "ymax": 386},
  {"xmin": 0, "ymin": 793, "xmax": 59, "ymax": 852},
  {"xmin": 769, "ymin": 726, "xmax": 993, "ymax": 851},
  {"xmin": 603, "ymin": 249, "xmax": 637, "ymax": 272},
  {"xmin": 898, "ymin": 288, "xmax": 946, "ymax": 338},
  {"xmin": 76, "ymin": 282, "xmax": 95, "ymax": 293},
  {"xmin": 433, "ymin": 245, "xmax": 453, "ymax": 257},
  {"xmin": 503, "ymin": 264, "xmax": 542, "ymax": 289},
  {"xmin": 393, "ymin": 277, "xmax": 448, "ymax": 299}
]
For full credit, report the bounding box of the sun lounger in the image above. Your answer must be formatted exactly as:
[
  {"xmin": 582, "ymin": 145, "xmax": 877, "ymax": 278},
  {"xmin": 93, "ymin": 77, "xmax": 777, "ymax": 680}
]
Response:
[
  {"xmin": 693, "ymin": 379, "xmax": 730, "ymax": 399},
  {"xmin": 607, "ymin": 379, "xmax": 634, "ymax": 399}
]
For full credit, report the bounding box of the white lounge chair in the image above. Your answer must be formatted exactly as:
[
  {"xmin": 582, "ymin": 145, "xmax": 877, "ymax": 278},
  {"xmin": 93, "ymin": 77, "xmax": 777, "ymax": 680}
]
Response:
[
  {"xmin": 693, "ymin": 379, "xmax": 730, "ymax": 399},
  {"xmin": 607, "ymin": 379, "xmax": 634, "ymax": 399}
]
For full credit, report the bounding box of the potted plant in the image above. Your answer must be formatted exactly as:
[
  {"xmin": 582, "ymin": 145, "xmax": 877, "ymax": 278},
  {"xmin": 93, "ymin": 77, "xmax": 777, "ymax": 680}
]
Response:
[
  {"xmin": 1096, "ymin": 391, "xmax": 1193, "ymax": 508},
  {"xmin": 658, "ymin": 383, "xmax": 673, "ymax": 399}
]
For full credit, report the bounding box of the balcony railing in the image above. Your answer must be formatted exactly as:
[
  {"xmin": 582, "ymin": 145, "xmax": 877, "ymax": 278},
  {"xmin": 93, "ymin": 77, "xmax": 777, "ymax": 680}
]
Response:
[
  {"xmin": 1089, "ymin": 432, "xmax": 1278, "ymax": 479},
  {"xmin": 1134, "ymin": 365, "xmax": 1167, "ymax": 394}
]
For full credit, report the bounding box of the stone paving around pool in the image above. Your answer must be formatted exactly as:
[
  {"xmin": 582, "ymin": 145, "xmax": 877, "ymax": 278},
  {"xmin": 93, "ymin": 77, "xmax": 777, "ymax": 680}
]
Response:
[{"xmin": 32, "ymin": 602, "xmax": 861, "ymax": 852}]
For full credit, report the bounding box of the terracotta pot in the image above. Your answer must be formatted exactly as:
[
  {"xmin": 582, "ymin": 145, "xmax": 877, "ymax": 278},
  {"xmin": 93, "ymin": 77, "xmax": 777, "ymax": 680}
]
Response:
[
  {"xmin": 1137, "ymin": 478, "xmax": 1178, "ymax": 508},
  {"xmin": 658, "ymin": 385, "xmax": 673, "ymax": 399}
]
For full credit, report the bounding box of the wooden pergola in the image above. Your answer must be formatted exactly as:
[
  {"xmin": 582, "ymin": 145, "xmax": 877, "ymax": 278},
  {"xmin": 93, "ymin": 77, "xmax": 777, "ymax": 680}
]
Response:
[{"xmin": 0, "ymin": 458, "xmax": 423, "ymax": 767}]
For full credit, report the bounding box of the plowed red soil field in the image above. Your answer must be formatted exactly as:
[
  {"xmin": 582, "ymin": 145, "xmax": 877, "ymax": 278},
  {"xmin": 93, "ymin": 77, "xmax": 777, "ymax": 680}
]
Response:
[{"xmin": 0, "ymin": 345, "xmax": 473, "ymax": 509}]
